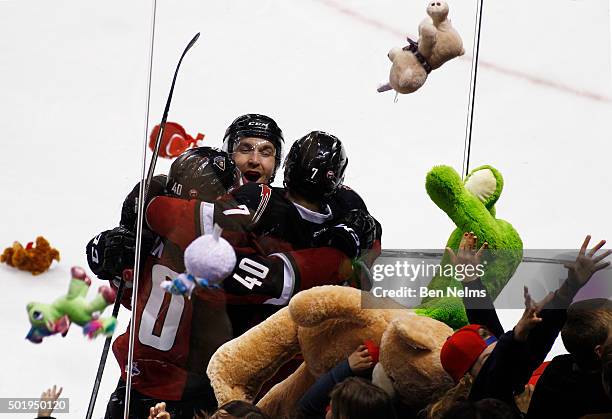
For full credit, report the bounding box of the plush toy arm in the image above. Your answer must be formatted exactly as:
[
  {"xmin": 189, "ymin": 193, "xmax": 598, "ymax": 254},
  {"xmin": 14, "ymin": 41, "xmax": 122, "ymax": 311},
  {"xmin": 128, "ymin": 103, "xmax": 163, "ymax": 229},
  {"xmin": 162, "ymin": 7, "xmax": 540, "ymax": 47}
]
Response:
[
  {"xmin": 418, "ymin": 20, "xmax": 437, "ymax": 57},
  {"xmin": 67, "ymin": 267, "xmax": 92, "ymax": 299},
  {"xmin": 426, "ymin": 165, "xmax": 500, "ymax": 237},
  {"xmin": 207, "ymin": 307, "xmax": 300, "ymax": 405}
]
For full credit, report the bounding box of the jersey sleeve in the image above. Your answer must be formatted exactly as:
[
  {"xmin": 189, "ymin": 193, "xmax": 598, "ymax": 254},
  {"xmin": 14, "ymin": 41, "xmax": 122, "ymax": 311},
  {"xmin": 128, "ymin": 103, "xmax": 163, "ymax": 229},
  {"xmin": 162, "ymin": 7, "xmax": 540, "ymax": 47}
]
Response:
[
  {"xmin": 147, "ymin": 194, "xmax": 354, "ymax": 306},
  {"xmin": 145, "ymin": 195, "xmax": 256, "ymax": 250},
  {"xmin": 333, "ymin": 185, "xmax": 383, "ymax": 266},
  {"xmin": 213, "ymin": 246, "xmax": 353, "ymax": 305},
  {"xmin": 120, "ymin": 174, "xmax": 168, "ymax": 231}
]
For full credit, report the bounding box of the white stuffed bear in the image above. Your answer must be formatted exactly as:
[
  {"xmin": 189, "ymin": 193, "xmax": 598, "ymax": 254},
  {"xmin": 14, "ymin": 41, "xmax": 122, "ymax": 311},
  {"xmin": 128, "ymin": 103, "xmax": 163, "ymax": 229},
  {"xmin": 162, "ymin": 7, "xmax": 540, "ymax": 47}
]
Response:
[
  {"xmin": 160, "ymin": 224, "xmax": 236, "ymax": 297},
  {"xmin": 378, "ymin": 1, "xmax": 464, "ymax": 95}
]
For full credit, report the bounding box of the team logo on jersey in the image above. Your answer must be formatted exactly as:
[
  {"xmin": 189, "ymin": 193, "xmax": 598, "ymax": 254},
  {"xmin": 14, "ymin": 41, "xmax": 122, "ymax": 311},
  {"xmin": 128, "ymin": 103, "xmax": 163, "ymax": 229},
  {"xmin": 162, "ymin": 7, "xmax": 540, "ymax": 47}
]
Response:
[
  {"xmin": 252, "ymin": 184, "xmax": 272, "ymax": 224},
  {"xmin": 125, "ymin": 362, "xmax": 141, "ymax": 376},
  {"xmin": 214, "ymin": 156, "xmax": 226, "ymax": 171},
  {"xmin": 326, "ymin": 170, "xmax": 335, "ymax": 180}
]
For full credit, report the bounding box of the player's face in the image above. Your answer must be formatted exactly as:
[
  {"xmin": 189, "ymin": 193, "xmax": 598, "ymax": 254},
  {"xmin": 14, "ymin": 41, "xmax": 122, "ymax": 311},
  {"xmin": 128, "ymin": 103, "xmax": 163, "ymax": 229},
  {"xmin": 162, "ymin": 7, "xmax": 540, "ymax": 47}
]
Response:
[{"xmin": 232, "ymin": 137, "xmax": 277, "ymax": 184}]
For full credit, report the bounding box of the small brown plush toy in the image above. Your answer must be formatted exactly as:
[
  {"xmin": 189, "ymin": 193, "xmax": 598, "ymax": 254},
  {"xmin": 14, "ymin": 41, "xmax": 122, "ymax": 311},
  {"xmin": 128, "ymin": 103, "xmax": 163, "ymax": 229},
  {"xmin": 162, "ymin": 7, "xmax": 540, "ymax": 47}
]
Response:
[
  {"xmin": 207, "ymin": 286, "xmax": 454, "ymax": 418},
  {"xmin": 378, "ymin": 0, "xmax": 464, "ymax": 95},
  {"xmin": 1, "ymin": 236, "xmax": 60, "ymax": 275}
]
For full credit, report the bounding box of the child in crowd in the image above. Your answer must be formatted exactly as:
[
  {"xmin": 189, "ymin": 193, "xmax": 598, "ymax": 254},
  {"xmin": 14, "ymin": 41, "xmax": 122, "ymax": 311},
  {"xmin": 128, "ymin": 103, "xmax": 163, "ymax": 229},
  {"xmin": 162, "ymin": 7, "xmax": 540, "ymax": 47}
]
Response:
[
  {"xmin": 148, "ymin": 400, "xmax": 270, "ymax": 419},
  {"xmin": 438, "ymin": 234, "xmax": 610, "ymax": 416},
  {"xmin": 326, "ymin": 377, "xmax": 397, "ymax": 419},
  {"xmin": 526, "ymin": 299, "xmax": 612, "ymax": 418},
  {"xmin": 297, "ymin": 344, "xmax": 397, "ymax": 418}
]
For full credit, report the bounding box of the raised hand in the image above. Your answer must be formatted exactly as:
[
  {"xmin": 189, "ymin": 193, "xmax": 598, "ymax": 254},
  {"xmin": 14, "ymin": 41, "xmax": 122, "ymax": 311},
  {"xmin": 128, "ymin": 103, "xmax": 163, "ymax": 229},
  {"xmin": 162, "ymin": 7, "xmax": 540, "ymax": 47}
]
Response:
[
  {"xmin": 37, "ymin": 385, "xmax": 63, "ymax": 418},
  {"xmin": 445, "ymin": 232, "xmax": 488, "ymax": 283},
  {"xmin": 564, "ymin": 235, "xmax": 611, "ymax": 288},
  {"xmin": 514, "ymin": 287, "xmax": 554, "ymax": 341}
]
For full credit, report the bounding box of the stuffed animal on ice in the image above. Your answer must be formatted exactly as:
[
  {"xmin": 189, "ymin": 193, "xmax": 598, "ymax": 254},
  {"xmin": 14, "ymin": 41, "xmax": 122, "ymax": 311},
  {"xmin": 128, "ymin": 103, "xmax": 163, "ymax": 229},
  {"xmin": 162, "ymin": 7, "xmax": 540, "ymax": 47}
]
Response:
[
  {"xmin": 1, "ymin": 236, "xmax": 60, "ymax": 275},
  {"xmin": 416, "ymin": 165, "xmax": 523, "ymax": 329},
  {"xmin": 26, "ymin": 266, "xmax": 117, "ymax": 343},
  {"xmin": 149, "ymin": 121, "xmax": 205, "ymax": 159},
  {"xmin": 207, "ymin": 286, "xmax": 454, "ymax": 417},
  {"xmin": 378, "ymin": 1, "xmax": 464, "ymax": 95},
  {"xmin": 160, "ymin": 224, "xmax": 237, "ymax": 297}
]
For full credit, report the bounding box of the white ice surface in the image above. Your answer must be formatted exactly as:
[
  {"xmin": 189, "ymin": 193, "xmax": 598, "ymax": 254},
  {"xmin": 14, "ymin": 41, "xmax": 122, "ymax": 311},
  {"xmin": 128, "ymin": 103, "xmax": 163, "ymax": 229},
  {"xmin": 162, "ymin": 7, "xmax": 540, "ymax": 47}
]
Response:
[{"xmin": 0, "ymin": 0, "xmax": 610, "ymax": 417}]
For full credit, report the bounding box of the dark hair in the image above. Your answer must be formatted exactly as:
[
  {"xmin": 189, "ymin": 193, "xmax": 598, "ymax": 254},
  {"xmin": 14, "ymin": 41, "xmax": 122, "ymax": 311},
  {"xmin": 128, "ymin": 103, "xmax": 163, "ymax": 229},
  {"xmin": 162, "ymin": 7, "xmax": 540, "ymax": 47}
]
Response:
[
  {"xmin": 601, "ymin": 341, "xmax": 612, "ymax": 400},
  {"xmin": 329, "ymin": 377, "xmax": 397, "ymax": 419},
  {"xmin": 440, "ymin": 398, "xmax": 519, "ymax": 419},
  {"xmin": 561, "ymin": 299, "xmax": 612, "ymax": 368},
  {"xmin": 206, "ymin": 400, "xmax": 271, "ymax": 419}
]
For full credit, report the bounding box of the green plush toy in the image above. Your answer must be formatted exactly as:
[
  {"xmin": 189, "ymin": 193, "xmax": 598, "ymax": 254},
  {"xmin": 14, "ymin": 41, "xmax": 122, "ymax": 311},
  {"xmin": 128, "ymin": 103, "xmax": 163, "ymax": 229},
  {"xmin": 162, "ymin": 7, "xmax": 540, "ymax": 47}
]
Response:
[
  {"xmin": 415, "ymin": 165, "xmax": 523, "ymax": 329},
  {"xmin": 26, "ymin": 266, "xmax": 117, "ymax": 343}
]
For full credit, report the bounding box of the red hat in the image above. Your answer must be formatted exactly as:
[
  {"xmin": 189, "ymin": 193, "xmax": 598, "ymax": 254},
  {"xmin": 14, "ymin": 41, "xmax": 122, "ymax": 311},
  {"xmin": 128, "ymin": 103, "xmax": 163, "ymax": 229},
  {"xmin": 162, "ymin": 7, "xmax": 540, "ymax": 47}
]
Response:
[{"xmin": 440, "ymin": 324, "xmax": 489, "ymax": 383}]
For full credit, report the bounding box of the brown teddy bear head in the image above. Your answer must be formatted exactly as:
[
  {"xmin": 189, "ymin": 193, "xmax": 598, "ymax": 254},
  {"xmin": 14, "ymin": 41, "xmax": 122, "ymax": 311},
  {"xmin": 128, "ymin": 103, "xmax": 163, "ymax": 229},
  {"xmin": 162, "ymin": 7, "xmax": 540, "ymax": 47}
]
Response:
[
  {"xmin": 290, "ymin": 286, "xmax": 406, "ymax": 377},
  {"xmin": 373, "ymin": 315, "xmax": 454, "ymax": 409},
  {"xmin": 290, "ymin": 286, "xmax": 454, "ymax": 409}
]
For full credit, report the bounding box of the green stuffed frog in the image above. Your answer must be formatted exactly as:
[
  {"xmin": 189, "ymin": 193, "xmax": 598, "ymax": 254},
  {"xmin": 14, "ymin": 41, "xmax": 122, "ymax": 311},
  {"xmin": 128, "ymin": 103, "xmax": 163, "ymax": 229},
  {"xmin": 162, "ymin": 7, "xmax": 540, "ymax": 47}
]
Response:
[
  {"xmin": 26, "ymin": 266, "xmax": 117, "ymax": 343},
  {"xmin": 415, "ymin": 165, "xmax": 523, "ymax": 329}
]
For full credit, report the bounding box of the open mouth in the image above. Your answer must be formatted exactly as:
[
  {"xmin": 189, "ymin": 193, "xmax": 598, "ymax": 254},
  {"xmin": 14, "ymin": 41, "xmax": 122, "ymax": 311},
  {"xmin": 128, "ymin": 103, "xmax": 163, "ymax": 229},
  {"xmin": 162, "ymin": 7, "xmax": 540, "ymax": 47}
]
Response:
[{"xmin": 243, "ymin": 171, "xmax": 261, "ymax": 182}]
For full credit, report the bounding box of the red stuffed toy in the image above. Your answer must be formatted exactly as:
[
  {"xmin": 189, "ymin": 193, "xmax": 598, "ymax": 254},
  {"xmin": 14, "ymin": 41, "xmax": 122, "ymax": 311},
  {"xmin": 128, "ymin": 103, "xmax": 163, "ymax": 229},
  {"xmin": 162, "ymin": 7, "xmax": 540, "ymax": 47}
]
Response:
[{"xmin": 148, "ymin": 122, "xmax": 204, "ymax": 158}]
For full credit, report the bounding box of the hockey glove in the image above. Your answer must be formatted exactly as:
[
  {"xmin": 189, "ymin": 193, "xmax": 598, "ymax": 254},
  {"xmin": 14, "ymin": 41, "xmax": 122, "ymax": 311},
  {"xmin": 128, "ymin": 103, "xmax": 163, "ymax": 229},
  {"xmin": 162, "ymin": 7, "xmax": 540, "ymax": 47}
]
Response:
[
  {"xmin": 312, "ymin": 209, "xmax": 378, "ymax": 259},
  {"xmin": 86, "ymin": 227, "xmax": 155, "ymax": 280}
]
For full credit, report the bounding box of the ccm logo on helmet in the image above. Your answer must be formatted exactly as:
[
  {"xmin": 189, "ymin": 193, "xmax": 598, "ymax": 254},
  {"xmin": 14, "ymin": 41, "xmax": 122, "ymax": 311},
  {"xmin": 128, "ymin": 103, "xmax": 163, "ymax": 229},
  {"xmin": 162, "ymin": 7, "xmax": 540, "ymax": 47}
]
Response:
[{"xmin": 248, "ymin": 121, "xmax": 269, "ymax": 129}]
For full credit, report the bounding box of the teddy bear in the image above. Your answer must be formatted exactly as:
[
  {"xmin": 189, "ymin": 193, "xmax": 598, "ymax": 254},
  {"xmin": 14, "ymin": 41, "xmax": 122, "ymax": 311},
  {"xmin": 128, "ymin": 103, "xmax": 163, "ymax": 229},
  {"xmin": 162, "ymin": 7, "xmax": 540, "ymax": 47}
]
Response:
[
  {"xmin": 25, "ymin": 266, "xmax": 117, "ymax": 343},
  {"xmin": 1, "ymin": 236, "xmax": 60, "ymax": 275},
  {"xmin": 415, "ymin": 165, "xmax": 523, "ymax": 329},
  {"xmin": 378, "ymin": 1, "xmax": 464, "ymax": 95},
  {"xmin": 207, "ymin": 285, "xmax": 454, "ymax": 417}
]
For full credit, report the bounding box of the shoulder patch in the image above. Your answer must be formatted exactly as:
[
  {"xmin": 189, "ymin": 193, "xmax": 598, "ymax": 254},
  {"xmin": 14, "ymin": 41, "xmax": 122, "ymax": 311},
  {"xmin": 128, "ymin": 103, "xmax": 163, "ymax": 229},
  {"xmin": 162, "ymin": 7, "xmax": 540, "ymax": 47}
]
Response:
[{"xmin": 253, "ymin": 184, "xmax": 272, "ymax": 224}]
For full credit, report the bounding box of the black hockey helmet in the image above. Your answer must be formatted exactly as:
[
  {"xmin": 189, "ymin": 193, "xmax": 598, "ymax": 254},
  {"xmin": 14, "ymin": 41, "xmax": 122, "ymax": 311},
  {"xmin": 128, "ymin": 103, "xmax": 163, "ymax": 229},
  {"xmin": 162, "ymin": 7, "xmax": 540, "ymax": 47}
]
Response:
[
  {"xmin": 222, "ymin": 114, "xmax": 284, "ymax": 181},
  {"xmin": 283, "ymin": 131, "xmax": 348, "ymax": 200},
  {"xmin": 167, "ymin": 147, "xmax": 238, "ymax": 200}
]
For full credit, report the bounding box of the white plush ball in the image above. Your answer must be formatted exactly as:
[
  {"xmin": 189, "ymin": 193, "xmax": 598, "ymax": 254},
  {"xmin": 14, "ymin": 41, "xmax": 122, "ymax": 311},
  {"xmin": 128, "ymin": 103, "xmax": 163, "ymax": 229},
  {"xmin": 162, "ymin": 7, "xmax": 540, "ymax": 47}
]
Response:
[{"xmin": 184, "ymin": 229, "xmax": 236, "ymax": 286}]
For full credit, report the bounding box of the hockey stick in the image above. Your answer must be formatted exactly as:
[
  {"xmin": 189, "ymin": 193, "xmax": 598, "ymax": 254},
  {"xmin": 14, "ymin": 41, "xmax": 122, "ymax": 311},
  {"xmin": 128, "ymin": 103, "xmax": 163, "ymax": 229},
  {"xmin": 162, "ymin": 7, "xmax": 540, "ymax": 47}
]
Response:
[
  {"xmin": 124, "ymin": 30, "xmax": 200, "ymax": 419},
  {"xmin": 85, "ymin": 277, "xmax": 126, "ymax": 419},
  {"xmin": 84, "ymin": 0, "xmax": 161, "ymax": 415}
]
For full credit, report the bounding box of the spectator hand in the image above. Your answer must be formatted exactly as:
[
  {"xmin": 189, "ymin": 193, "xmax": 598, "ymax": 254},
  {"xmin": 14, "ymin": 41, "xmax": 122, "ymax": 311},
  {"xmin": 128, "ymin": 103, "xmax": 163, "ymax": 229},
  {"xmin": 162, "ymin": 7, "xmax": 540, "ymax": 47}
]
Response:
[
  {"xmin": 564, "ymin": 235, "xmax": 611, "ymax": 288},
  {"xmin": 445, "ymin": 232, "xmax": 488, "ymax": 283},
  {"xmin": 514, "ymin": 383, "xmax": 535, "ymax": 414},
  {"xmin": 513, "ymin": 287, "xmax": 554, "ymax": 341},
  {"xmin": 348, "ymin": 345, "xmax": 374, "ymax": 374},
  {"xmin": 37, "ymin": 385, "xmax": 62, "ymax": 418},
  {"xmin": 148, "ymin": 401, "xmax": 170, "ymax": 419}
]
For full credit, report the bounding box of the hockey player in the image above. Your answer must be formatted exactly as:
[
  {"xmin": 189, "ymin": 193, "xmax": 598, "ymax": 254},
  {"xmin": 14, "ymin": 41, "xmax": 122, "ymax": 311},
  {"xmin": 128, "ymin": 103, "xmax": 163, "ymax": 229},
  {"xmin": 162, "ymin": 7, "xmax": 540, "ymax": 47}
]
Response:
[
  {"xmin": 88, "ymin": 146, "xmax": 373, "ymax": 417},
  {"xmin": 91, "ymin": 148, "xmax": 238, "ymax": 418},
  {"xmin": 229, "ymin": 130, "xmax": 382, "ymax": 268},
  {"xmin": 222, "ymin": 113, "xmax": 284, "ymax": 185},
  {"xmin": 153, "ymin": 130, "xmax": 381, "ymax": 333}
]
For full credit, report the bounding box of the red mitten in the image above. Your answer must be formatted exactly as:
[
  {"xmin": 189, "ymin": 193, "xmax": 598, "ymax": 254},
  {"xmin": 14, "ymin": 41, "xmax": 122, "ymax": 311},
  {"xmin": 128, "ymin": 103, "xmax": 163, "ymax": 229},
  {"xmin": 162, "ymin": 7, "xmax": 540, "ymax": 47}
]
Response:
[
  {"xmin": 148, "ymin": 122, "xmax": 204, "ymax": 158},
  {"xmin": 364, "ymin": 339, "xmax": 380, "ymax": 364}
]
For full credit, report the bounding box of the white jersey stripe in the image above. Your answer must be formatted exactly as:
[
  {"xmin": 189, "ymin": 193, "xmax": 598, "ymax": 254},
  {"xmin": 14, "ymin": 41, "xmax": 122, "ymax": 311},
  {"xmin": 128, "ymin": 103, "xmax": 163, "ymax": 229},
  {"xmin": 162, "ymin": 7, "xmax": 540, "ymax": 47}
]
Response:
[{"xmin": 264, "ymin": 252, "xmax": 296, "ymax": 306}]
